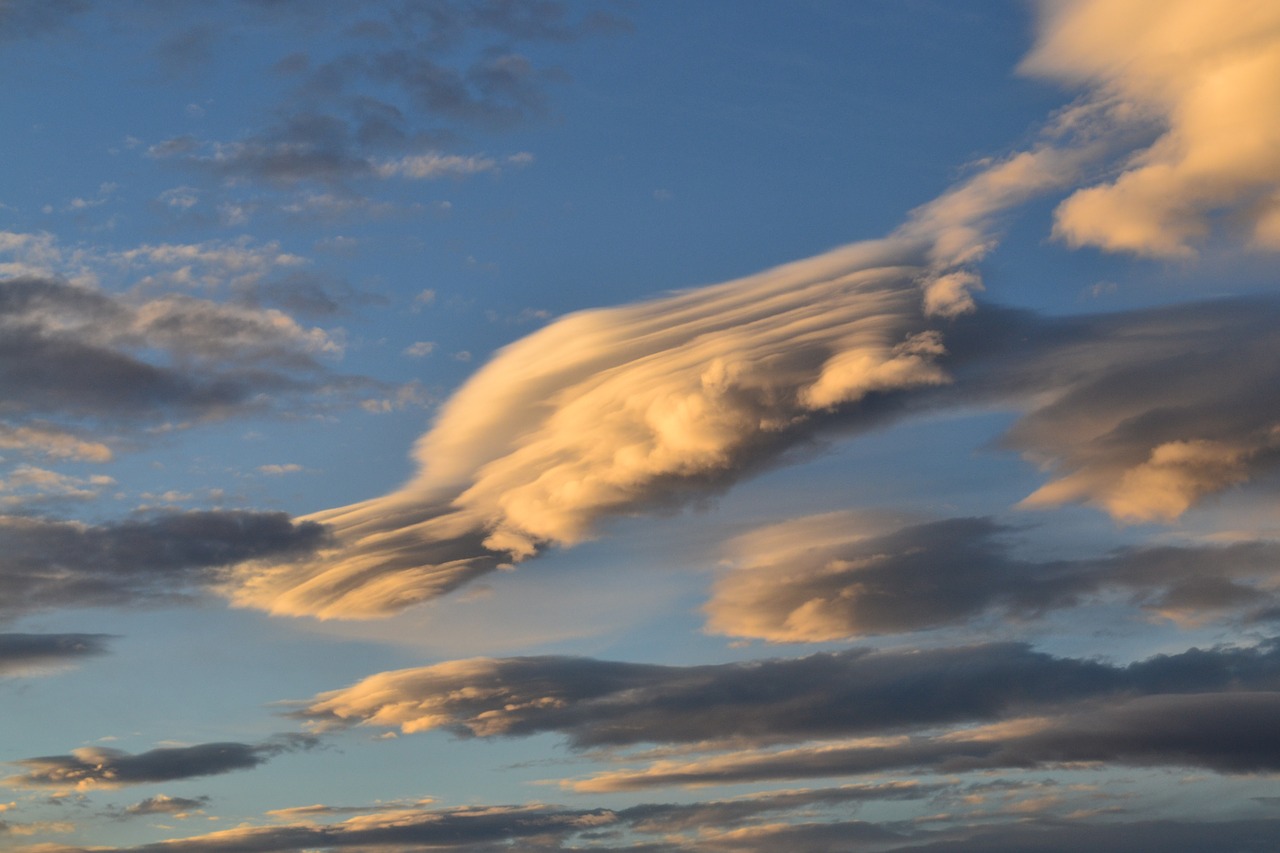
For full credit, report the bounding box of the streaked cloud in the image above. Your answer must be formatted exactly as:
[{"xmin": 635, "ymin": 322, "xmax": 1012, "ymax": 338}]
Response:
[
  {"xmin": 5, "ymin": 734, "xmax": 318, "ymax": 791},
  {"xmin": 0, "ymin": 510, "xmax": 326, "ymax": 623},
  {"xmin": 296, "ymin": 639, "xmax": 1280, "ymax": 748},
  {"xmin": 707, "ymin": 514, "xmax": 1280, "ymax": 641},
  {"xmin": 570, "ymin": 691, "xmax": 1280, "ymax": 790}
]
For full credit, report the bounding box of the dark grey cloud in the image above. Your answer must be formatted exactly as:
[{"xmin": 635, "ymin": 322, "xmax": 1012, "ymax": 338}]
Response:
[
  {"xmin": 0, "ymin": 276, "xmax": 378, "ymax": 442},
  {"xmin": 6, "ymin": 734, "xmax": 318, "ymax": 789},
  {"xmin": 883, "ymin": 818, "xmax": 1280, "ymax": 853},
  {"xmin": 0, "ymin": 632, "xmax": 111, "ymax": 674},
  {"xmin": 945, "ymin": 296, "xmax": 1280, "ymax": 522},
  {"xmin": 708, "ymin": 516, "xmax": 1280, "ymax": 640},
  {"xmin": 574, "ymin": 691, "xmax": 1280, "ymax": 790},
  {"xmin": 298, "ymin": 639, "xmax": 1280, "ymax": 748},
  {"xmin": 0, "ymin": 510, "xmax": 327, "ymax": 622}
]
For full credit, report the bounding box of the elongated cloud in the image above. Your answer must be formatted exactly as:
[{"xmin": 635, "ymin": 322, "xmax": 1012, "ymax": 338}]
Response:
[
  {"xmin": 32, "ymin": 788, "xmax": 1280, "ymax": 853},
  {"xmin": 706, "ymin": 514, "xmax": 1280, "ymax": 641},
  {"xmin": 1024, "ymin": 0, "xmax": 1280, "ymax": 256},
  {"xmin": 227, "ymin": 236, "xmax": 979, "ymax": 618},
  {"xmin": 0, "ymin": 633, "xmax": 111, "ymax": 675},
  {"xmin": 4, "ymin": 735, "xmax": 317, "ymax": 791},
  {"xmin": 0, "ymin": 510, "xmax": 326, "ymax": 622},
  {"xmin": 296, "ymin": 640, "xmax": 1280, "ymax": 748},
  {"xmin": 570, "ymin": 691, "xmax": 1280, "ymax": 791}
]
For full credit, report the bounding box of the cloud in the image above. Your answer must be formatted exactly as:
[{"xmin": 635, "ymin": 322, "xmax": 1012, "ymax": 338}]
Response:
[
  {"xmin": 0, "ymin": 423, "xmax": 112, "ymax": 463},
  {"xmin": 295, "ymin": 639, "xmax": 1280, "ymax": 748},
  {"xmin": 256, "ymin": 464, "xmax": 303, "ymax": 476},
  {"xmin": 1022, "ymin": 0, "xmax": 1280, "ymax": 256},
  {"xmin": 0, "ymin": 273, "xmax": 379, "ymax": 446},
  {"xmin": 706, "ymin": 514, "xmax": 1280, "ymax": 640},
  {"xmin": 570, "ymin": 691, "xmax": 1280, "ymax": 791},
  {"xmin": 5, "ymin": 734, "xmax": 318, "ymax": 791},
  {"xmin": 0, "ymin": 633, "xmax": 111, "ymax": 675},
  {"xmin": 132, "ymin": 2, "xmax": 616, "ymax": 191},
  {"xmin": 122, "ymin": 794, "xmax": 209, "ymax": 818},
  {"xmin": 217, "ymin": 2, "xmax": 1280, "ymax": 617},
  {"xmin": 373, "ymin": 151, "xmax": 531, "ymax": 180},
  {"xmin": 224, "ymin": 229, "xmax": 1002, "ymax": 617},
  {"xmin": 226, "ymin": 283, "xmax": 1280, "ymax": 618},
  {"xmin": 15, "ymin": 785, "xmax": 931, "ymax": 853},
  {"xmin": 0, "ymin": 510, "xmax": 327, "ymax": 623},
  {"xmin": 24, "ymin": 788, "xmax": 1280, "ymax": 853},
  {"xmin": 954, "ymin": 297, "xmax": 1280, "ymax": 523}
]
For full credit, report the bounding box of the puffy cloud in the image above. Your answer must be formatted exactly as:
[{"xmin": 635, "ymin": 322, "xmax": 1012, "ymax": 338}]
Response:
[
  {"xmin": 5, "ymin": 734, "xmax": 318, "ymax": 791},
  {"xmin": 706, "ymin": 514, "xmax": 1280, "ymax": 641},
  {"xmin": 569, "ymin": 691, "xmax": 1280, "ymax": 791},
  {"xmin": 1022, "ymin": 0, "xmax": 1280, "ymax": 256},
  {"xmin": 0, "ymin": 633, "xmax": 111, "ymax": 675},
  {"xmin": 295, "ymin": 640, "xmax": 1280, "ymax": 748},
  {"xmin": 0, "ymin": 510, "xmax": 327, "ymax": 623}
]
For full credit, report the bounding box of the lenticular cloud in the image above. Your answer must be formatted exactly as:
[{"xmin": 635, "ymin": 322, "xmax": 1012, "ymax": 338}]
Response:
[
  {"xmin": 227, "ymin": 235, "xmax": 978, "ymax": 618},
  {"xmin": 226, "ymin": 0, "xmax": 1280, "ymax": 620}
]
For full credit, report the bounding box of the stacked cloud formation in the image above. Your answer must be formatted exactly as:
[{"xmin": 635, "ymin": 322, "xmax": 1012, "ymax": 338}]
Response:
[{"xmin": 226, "ymin": 0, "xmax": 1280, "ymax": 621}]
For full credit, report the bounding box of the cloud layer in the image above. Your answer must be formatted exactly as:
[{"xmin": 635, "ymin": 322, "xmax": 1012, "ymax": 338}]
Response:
[{"xmin": 297, "ymin": 639, "xmax": 1280, "ymax": 749}]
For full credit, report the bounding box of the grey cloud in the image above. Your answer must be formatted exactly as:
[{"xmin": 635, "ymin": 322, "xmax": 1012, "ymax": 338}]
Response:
[
  {"xmin": 139, "ymin": 1, "xmax": 623, "ymax": 189},
  {"xmin": 24, "ymin": 785, "xmax": 929, "ymax": 852},
  {"xmin": 231, "ymin": 270, "xmax": 387, "ymax": 318},
  {"xmin": 573, "ymin": 692, "xmax": 1280, "ymax": 791},
  {"xmin": 122, "ymin": 794, "xmax": 210, "ymax": 816},
  {"xmin": 27, "ymin": 810, "xmax": 1280, "ymax": 853},
  {"xmin": 946, "ymin": 297, "xmax": 1280, "ymax": 523},
  {"xmin": 708, "ymin": 516, "xmax": 1280, "ymax": 641},
  {"xmin": 0, "ymin": 276, "xmax": 371, "ymax": 434},
  {"xmin": 298, "ymin": 639, "xmax": 1280, "ymax": 748},
  {"xmin": 884, "ymin": 818, "xmax": 1280, "ymax": 853},
  {"xmin": 0, "ymin": 510, "xmax": 328, "ymax": 622},
  {"xmin": 6, "ymin": 734, "xmax": 319, "ymax": 789},
  {"xmin": 0, "ymin": 633, "xmax": 111, "ymax": 674},
  {"xmin": 613, "ymin": 781, "xmax": 938, "ymax": 835}
]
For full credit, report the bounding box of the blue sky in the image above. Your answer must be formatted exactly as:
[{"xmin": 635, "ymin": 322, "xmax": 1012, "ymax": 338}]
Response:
[{"xmin": 3, "ymin": 1, "xmax": 1280, "ymax": 850}]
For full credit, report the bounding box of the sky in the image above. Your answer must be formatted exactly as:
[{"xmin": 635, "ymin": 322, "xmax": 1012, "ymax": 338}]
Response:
[{"xmin": 2, "ymin": 0, "xmax": 1280, "ymax": 850}]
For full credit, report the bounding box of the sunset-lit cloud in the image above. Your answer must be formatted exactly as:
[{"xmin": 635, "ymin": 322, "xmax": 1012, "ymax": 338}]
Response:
[
  {"xmin": 5, "ymin": 1, "xmax": 1280, "ymax": 849},
  {"xmin": 1024, "ymin": 0, "xmax": 1280, "ymax": 256}
]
